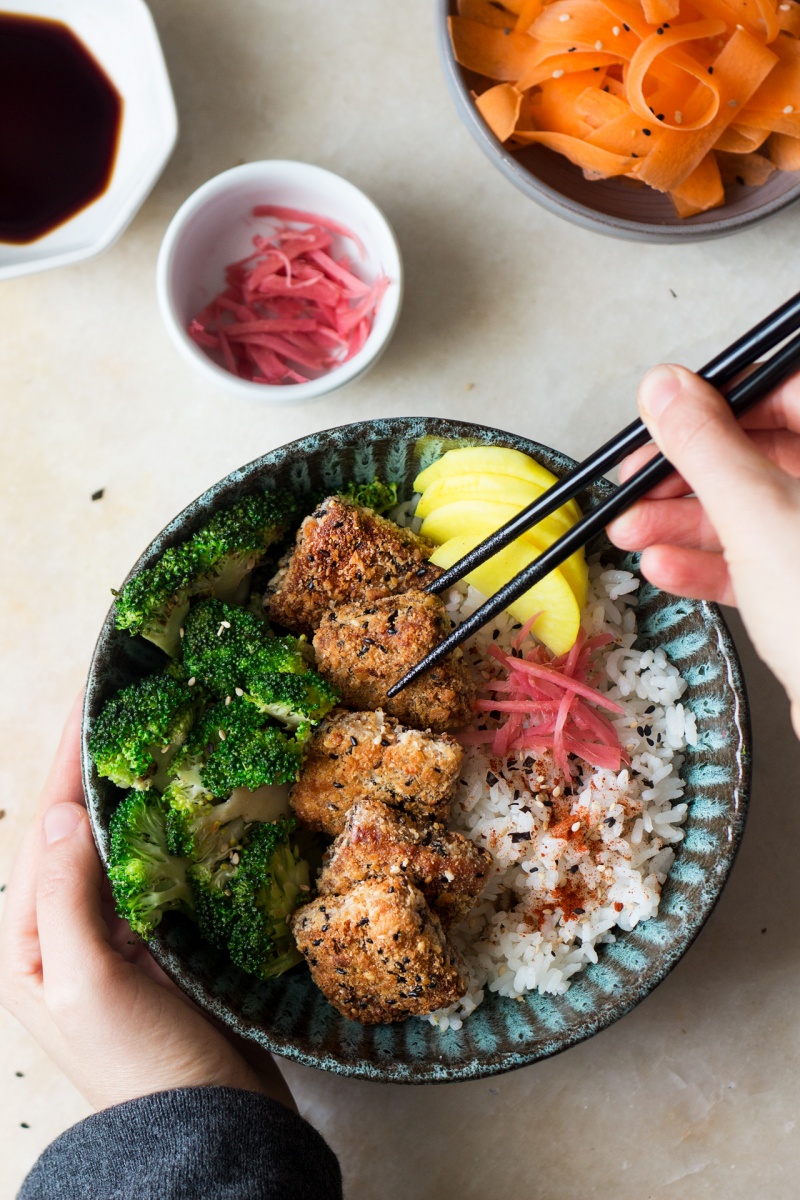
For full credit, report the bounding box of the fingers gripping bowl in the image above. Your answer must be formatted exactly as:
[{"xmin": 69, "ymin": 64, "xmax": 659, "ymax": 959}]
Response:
[{"xmin": 82, "ymin": 418, "xmax": 750, "ymax": 1083}]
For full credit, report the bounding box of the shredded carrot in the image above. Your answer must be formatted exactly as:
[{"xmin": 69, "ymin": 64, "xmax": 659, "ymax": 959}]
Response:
[
  {"xmin": 187, "ymin": 210, "xmax": 388, "ymax": 386},
  {"xmin": 448, "ymin": 0, "xmax": 800, "ymax": 216},
  {"xmin": 769, "ymin": 130, "xmax": 800, "ymax": 168},
  {"xmin": 476, "ymin": 83, "xmax": 524, "ymax": 139}
]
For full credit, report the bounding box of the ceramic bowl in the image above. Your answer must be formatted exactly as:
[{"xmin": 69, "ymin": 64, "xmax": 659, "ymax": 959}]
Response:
[
  {"xmin": 156, "ymin": 161, "xmax": 404, "ymax": 404},
  {"xmin": 437, "ymin": 0, "xmax": 800, "ymax": 243},
  {"xmin": 0, "ymin": 0, "xmax": 177, "ymax": 281},
  {"xmin": 82, "ymin": 417, "xmax": 750, "ymax": 1083}
]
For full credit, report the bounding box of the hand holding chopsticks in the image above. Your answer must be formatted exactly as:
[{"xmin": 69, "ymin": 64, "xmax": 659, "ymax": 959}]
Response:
[{"xmin": 387, "ymin": 290, "xmax": 800, "ymax": 701}]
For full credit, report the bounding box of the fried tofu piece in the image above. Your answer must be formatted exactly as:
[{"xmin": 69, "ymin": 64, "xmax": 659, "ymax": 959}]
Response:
[
  {"xmin": 316, "ymin": 798, "xmax": 491, "ymax": 928},
  {"xmin": 266, "ymin": 497, "xmax": 442, "ymax": 637},
  {"xmin": 290, "ymin": 878, "xmax": 466, "ymax": 1023},
  {"xmin": 312, "ymin": 590, "xmax": 475, "ymax": 733},
  {"xmin": 289, "ymin": 709, "xmax": 462, "ymax": 835}
]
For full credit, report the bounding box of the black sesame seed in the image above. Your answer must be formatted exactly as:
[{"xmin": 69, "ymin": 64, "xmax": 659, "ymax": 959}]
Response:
[
  {"xmin": 569, "ymin": 865, "xmax": 580, "ymax": 874},
  {"xmin": 708, "ymin": 65, "xmax": 714, "ymax": 73},
  {"xmin": 604, "ymin": 816, "xmax": 616, "ymax": 826},
  {"xmin": 357, "ymin": 917, "xmax": 370, "ymax": 927},
  {"xmin": 511, "ymin": 832, "xmax": 532, "ymax": 843},
  {"xmin": 736, "ymin": 175, "xmax": 745, "ymax": 186},
  {"xmin": 643, "ymin": 128, "xmax": 652, "ymax": 136},
  {"xmin": 312, "ymin": 938, "xmax": 322, "ymax": 947},
  {"xmin": 623, "ymin": 22, "xmax": 630, "ymax": 29},
  {"xmin": 91, "ymin": 488, "xmax": 104, "ymax": 501},
  {"xmin": 333, "ymin": 781, "xmax": 344, "ymax": 789},
  {"xmin": 574, "ymin": 907, "xmax": 586, "ymax": 915},
  {"xmin": 486, "ymin": 771, "xmax": 499, "ymax": 787},
  {"xmin": 350, "ymin": 736, "xmax": 358, "ymax": 747},
  {"xmin": 20, "ymin": 1122, "xmax": 29, "ymax": 1129},
  {"xmin": 645, "ymin": 704, "xmax": 655, "ymax": 714}
]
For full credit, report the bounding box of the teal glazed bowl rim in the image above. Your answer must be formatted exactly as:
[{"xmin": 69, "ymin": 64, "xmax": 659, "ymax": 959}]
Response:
[{"xmin": 82, "ymin": 416, "xmax": 751, "ymax": 1083}]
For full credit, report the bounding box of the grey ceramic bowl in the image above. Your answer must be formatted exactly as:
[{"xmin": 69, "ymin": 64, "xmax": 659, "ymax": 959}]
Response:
[
  {"xmin": 437, "ymin": 0, "xmax": 800, "ymax": 243},
  {"xmin": 82, "ymin": 417, "xmax": 750, "ymax": 1082}
]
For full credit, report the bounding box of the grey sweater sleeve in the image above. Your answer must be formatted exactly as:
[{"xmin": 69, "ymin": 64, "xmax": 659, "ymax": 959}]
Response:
[{"xmin": 18, "ymin": 1086, "xmax": 342, "ymax": 1200}]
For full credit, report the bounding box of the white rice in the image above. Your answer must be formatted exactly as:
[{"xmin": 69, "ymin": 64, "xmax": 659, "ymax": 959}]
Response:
[{"xmin": 421, "ymin": 557, "xmax": 697, "ymax": 1031}]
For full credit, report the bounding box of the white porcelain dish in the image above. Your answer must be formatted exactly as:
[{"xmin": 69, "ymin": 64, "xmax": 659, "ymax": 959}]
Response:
[
  {"xmin": 156, "ymin": 160, "xmax": 404, "ymax": 405},
  {"xmin": 0, "ymin": 0, "xmax": 177, "ymax": 282}
]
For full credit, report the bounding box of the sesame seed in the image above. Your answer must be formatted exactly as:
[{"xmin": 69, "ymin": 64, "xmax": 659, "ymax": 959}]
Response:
[
  {"xmin": 623, "ymin": 22, "xmax": 630, "ymax": 29},
  {"xmin": 642, "ymin": 128, "xmax": 651, "ymax": 135},
  {"xmin": 179, "ymin": 628, "xmax": 185, "ymax": 638},
  {"xmin": 222, "ymin": 620, "xmax": 231, "ymax": 629},
  {"xmin": 552, "ymin": 68, "xmax": 565, "ymax": 77},
  {"xmin": 225, "ymin": 695, "xmax": 231, "ymax": 706},
  {"xmin": 784, "ymin": 104, "xmax": 794, "ymax": 113},
  {"xmin": 595, "ymin": 38, "xmax": 603, "ymax": 48},
  {"xmin": 559, "ymin": 11, "xmax": 571, "ymax": 19},
  {"xmin": 780, "ymin": 3, "xmax": 791, "ymax": 8},
  {"xmin": 675, "ymin": 110, "xmax": 683, "ymax": 123},
  {"xmin": 230, "ymin": 852, "xmax": 239, "ymax": 865},
  {"xmin": 571, "ymin": 821, "xmax": 581, "ymax": 832},
  {"xmin": 708, "ymin": 66, "xmax": 714, "ymax": 74},
  {"xmin": 613, "ymin": 24, "xmax": 620, "ymax": 34},
  {"xmin": 235, "ymin": 687, "xmax": 244, "ymax": 696},
  {"xmin": 188, "ymin": 677, "xmax": 196, "ymax": 686},
  {"xmin": 219, "ymin": 729, "xmax": 226, "ymax": 740},
  {"xmin": 217, "ymin": 623, "xmax": 226, "ymax": 636}
]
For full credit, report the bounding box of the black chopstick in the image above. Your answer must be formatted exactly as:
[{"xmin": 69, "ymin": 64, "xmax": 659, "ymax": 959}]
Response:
[
  {"xmin": 427, "ymin": 287, "xmax": 800, "ymax": 597},
  {"xmin": 388, "ymin": 328, "xmax": 800, "ymax": 697}
]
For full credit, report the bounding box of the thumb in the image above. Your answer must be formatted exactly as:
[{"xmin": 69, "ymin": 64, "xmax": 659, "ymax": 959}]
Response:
[
  {"xmin": 638, "ymin": 364, "xmax": 784, "ymax": 548},
  {"xmin": 37, "ymin": 804, "xmax": 112, "ymax": 999}
]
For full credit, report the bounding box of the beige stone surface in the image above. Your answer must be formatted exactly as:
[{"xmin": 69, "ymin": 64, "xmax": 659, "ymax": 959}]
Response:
[{"xmin": 2, "ymin": 1, "xmax": 799, "ymax": 1196}]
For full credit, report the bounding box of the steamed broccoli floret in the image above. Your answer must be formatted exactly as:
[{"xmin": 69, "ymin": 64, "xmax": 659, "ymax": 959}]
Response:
[
  {"xmin": 114, "ymin": 492, "xmax": 297, "ymax": 656},
  {"xmin": 165, "ymin": 698, "xmax": 306, "ymax": 822},
  {"xmin": 88, "ymin": 672, "xmax": 199, "ymax": 791},
  {"xmin": 188, "ymin": 817, "xmax": 308, "ymax": 979},
  {"xmin": 248, "ymin": 672, "xmax": 339, "ymax": 730},
  {"xmin": 339, "ymin": 477, "xmax": 398, "ymax": 514},
  {"xmin": 108, "ymin": 790, "xmax": 194, "ymax": 938},
  {"xmin": 182, "ymin": 599, "xmax": 308, "ymax": 697},
  {"xmin": 182, "ymin": 600, "xmax": 336, "ymax": 729},
  {"xmin": 228, "ymin": 819, "xmax": 309, "ymax": 978}
]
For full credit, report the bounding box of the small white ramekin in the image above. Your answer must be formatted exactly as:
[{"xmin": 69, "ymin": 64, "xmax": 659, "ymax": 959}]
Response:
[{"xmin": 156, "ymin": 161, "xmax": 404, "ymax": 404}]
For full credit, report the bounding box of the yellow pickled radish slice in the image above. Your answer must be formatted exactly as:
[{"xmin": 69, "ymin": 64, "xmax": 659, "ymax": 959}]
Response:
[
  {"xmin": 430, "ymin": 534, "xmax": 581, "ymax": 656},
  {"xmin": 420, "ymin": 499, "xmax": 588, "ymax": 609},
  {"xmin": 414, "ymin": 446, "xmax": 582, "ymax": 524},
  {"xmin": 415, "ymin": 473, "xmax": 574, "ymax": 531}
]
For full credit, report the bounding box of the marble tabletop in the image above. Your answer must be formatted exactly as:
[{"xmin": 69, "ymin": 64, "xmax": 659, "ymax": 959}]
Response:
[{"xmin": 2, "ymin": 2, "xmax": 800, "ymax": 1196}]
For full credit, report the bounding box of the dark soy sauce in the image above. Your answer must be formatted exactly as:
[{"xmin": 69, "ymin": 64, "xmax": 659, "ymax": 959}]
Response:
[{"xmin": 0, "ymin": 14, "xmax": 122, "ymax": 244}]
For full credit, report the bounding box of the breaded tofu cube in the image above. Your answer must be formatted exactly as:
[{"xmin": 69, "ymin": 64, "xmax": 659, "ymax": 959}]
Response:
[
  {"xmin": 312, "ymin": 590, "xmax": 475, "ymax": 733},
  {"xmin": 316, "ymin": 798, "xmax": 491, "ymax": 928},
  {"xmin": 289, "ymin": 709, "xmax": 462, "ymax": 835},
  {"xmin": 290, "ymin": 878, "xmax": 466, "ymax": 1023},
  {"xmin": 266, "ymin": 497, "xmax": 442, "ymax": 636}
]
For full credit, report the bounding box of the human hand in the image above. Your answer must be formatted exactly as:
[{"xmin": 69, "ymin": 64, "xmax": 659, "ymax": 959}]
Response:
[
  {"xmin": 0, "ymin": 695, "xmax": 295, "ymax": 1111},
  {"xmin": 606, "ymin": 363, "xmax": 800, "ymax": 740}
]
